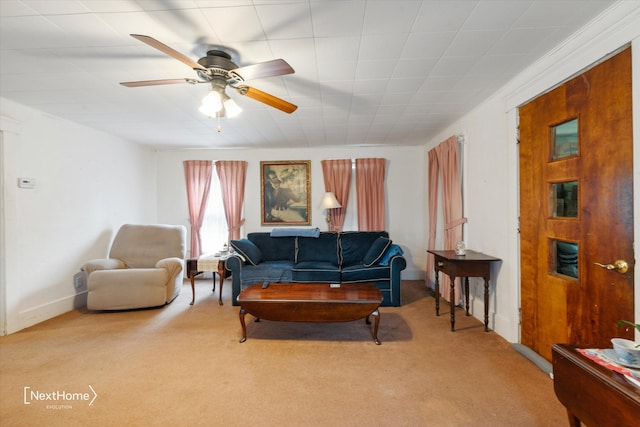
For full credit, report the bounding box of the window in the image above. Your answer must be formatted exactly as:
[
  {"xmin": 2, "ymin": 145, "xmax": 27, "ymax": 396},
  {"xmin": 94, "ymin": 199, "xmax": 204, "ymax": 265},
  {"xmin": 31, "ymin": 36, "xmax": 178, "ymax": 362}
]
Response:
[
  {"xmin": 550, "ymin": 181, "xmax": 578, "ymax": 218},
  {"xmin": 550, "ymin": 239, "xmax": 578, "ymax": 278},
  {"xmin": 552, "ymin": 118, "xmax": 578, "ymax": 160},
  {"xmin": 200, "ymin": 172, "xmax": 228, "ymax": 254}
]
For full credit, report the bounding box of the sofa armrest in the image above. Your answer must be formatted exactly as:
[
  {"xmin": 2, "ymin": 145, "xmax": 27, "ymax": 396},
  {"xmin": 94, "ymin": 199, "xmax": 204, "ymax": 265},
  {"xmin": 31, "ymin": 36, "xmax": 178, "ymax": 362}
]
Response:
[
  {"xmin": 156, "ymin": 257, "xmax": 184, "ymax": 279},
  {"xmin": 82, "ymin": 258, "xmax": 126, "ymax": 276},
  {"xmin": 225, "ymin": 255, "xmax": 245, "ymax": 306},
  {"xmin": 226, "ymin": 254, "xmax": 245, "ymax": 270},
  {"xmin": 390, "ymin": 255, "xmax": 407, "ymax": 270},
  {"xmin": 388, "ymin": 255, "xmax": 406, "ymax": 307}
]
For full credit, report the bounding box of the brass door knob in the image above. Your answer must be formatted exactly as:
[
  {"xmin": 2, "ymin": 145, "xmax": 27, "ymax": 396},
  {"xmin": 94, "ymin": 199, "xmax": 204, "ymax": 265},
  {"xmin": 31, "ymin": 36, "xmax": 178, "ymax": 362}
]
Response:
[{"xmin": 594, "ymin": 259, "xmax": 629, "ymax": 274}]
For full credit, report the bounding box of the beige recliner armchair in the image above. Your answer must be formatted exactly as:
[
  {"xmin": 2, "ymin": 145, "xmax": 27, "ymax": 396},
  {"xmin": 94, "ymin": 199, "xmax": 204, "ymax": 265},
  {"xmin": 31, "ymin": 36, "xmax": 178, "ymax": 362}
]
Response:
[{"xmin": 82, "ymin": 224, "xmax": 186, "ymax": 310}]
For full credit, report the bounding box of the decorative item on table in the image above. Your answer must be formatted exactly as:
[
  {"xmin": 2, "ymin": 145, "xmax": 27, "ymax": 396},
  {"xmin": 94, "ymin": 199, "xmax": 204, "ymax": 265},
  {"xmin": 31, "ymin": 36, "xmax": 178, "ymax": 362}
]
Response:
[
  {"xmin": 611, "ymin": 338, "xmax": 640, "ymax": 366},
  {"xmin": 455, "ymin": 241, "xmax": 466, "ymax": 256},
  {"xmin": 617, "ymin": 320, "xmax": 640, "ymax": 334},
  {"xmin": 215, "ymin": 243, "xmax": 229, "ymax": 257}
]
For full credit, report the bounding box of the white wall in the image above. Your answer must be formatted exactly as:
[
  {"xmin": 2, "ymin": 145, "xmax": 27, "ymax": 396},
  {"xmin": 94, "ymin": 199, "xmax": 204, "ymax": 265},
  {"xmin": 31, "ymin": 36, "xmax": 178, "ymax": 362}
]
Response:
[
  {"xmin": 424, "ymin": 2, "xmax": 640, "ymax": 342},
  {"xmin": 1, "ymin": 98, "xmax": 157, "ymax": 334},
  {"xmin": 155, "ymin": 146, "xmax": 425, "ymax": 280}
]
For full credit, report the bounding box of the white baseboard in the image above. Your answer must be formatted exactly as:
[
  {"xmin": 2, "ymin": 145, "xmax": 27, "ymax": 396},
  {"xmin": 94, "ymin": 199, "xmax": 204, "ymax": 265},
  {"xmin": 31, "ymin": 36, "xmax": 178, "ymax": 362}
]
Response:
[
  {"xmin": 402, "ymin": 268, "xmax": 425, "ymax": 281},
  {"xmin": 469, "ymin": 299, "xmax": 517, "ymax": 343},
  {"xmin": 10, "ymin": 291, "xmax": 86, "ymax": 334}
]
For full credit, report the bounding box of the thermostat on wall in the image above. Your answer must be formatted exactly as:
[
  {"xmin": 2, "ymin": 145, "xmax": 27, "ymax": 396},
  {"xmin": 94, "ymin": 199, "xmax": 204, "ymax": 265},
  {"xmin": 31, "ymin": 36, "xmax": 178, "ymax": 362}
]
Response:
[{"xmin": 18, "ymin": 177, "xmax": 36, "ymax": 189}]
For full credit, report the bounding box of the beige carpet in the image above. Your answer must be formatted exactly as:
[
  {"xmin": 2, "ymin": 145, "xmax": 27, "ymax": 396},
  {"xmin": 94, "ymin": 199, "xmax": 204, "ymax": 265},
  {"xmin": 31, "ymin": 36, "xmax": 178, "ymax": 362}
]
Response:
[{"xmin": 0, "ymin": 280, "xmax": 566, "ymax": 426}]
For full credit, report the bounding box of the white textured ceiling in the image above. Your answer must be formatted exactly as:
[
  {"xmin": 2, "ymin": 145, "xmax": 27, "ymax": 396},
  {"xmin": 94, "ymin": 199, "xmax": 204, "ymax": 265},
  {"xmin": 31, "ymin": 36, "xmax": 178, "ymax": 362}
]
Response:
[{"xmin": 0, "ymin": 0, "xmax": 619, "ymax": 149}]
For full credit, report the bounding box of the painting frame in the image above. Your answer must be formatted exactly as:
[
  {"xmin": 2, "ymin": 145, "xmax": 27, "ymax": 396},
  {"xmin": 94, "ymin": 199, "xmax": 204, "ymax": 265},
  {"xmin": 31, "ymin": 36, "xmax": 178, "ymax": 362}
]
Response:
[{"xmin": 261, "ymin": 160, "xmax": 311, "ymax": 226}]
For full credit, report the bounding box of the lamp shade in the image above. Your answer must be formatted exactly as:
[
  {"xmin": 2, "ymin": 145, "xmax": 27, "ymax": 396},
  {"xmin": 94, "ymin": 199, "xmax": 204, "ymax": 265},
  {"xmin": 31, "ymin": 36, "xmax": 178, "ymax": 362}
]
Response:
[
  {"xmin": 199, "ymin": 90, "xmax": 222, "ymax": 117},
  {"xmin": 319, "ymin": 192, "xmax": 341, "ymax": 210},
  {"xmin": 223, "ymin": 97, "xmax": 242, "ymax": 118}
]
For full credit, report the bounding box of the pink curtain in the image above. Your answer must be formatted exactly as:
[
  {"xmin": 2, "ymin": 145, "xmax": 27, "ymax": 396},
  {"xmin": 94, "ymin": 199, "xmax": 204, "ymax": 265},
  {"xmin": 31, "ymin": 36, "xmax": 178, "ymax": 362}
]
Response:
[
  {"xmin": 215, "ymin": 161, "xmax": 248, "ymax": 242},
  {"xmin": 320, "ymin": 159, "xmax": 352, "ymax": 232},
  {"xmin": 427, "ymin": 150, "xmax": 439, "ymax": 288},
  {"xmin": 183, "ymin": 160, "xmax": 213, "ymax": 258},
  {"xmin": 428, "ymin": 136, "xmax": 467, "ymax": 302},
  {"xmin": 355, "ymin": 158, "xmax": 386, "ymax": 231}
]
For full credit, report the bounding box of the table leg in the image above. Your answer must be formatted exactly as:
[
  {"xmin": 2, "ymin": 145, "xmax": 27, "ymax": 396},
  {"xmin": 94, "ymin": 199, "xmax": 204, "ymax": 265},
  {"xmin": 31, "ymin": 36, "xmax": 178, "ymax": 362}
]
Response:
[
  {"xmin": 218, "ymin": 279, "xmax": 224, "ymax": 305},
  {"xmin": 484, "ymin": 277, "xmax": 490, "ymax": 332},
  {"xmin": 464, "ymin": 277, "xmax": 470, "ymax": 315},
  {"xmin": 217, "ymin": 262, "xmax": 226, "ymax": 306},
  {"xmin": 449, "ymin": 274, "xmax": 456, "ymax": 332},
  {"xmin": 371, "ymin": 309, "xmax": 381, "ymax": 345},
  {"xmin": 189, "ymin": 271, "xmax": 196, "ymax": 306},
  {"xmin": 434, "ymin": 270, "xmax": 440, "ymax": 316},
  {"xmin": 566, "ymin": 411, "xmax": 581, "ymax": 427},
  {"xmin": 239, "ymin": 308, "xmax": 247, "ymax": 343}
]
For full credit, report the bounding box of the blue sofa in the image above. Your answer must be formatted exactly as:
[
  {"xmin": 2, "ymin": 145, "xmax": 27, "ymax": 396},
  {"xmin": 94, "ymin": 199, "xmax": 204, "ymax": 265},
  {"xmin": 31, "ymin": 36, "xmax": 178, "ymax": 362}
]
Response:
[{"xmin": 226, "ymin": 231, "xmax": 406, "ymax": 306}]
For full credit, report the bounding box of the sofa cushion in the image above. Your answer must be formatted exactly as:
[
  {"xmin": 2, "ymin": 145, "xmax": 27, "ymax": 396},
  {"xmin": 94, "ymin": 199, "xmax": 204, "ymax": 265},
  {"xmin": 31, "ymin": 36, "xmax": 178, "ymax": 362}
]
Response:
[
  {"xmin": 339, "ymin": 231, "xmax": 389, "ymax": 266},
  {"xmin": 341, "ymin": 263, "xmax": 391, "ymax": 282},
  {"xmin": 230, "ymin": 239, "xmax": 263, "ymax": 266},
  {"xmin": 292, "ymin": 261, "xmax": 341, "ymax": 283},
  {"xmin": 247, "ymin": 233, "xmax": 295, "ymax": 262},
  {"xmin": 380, "ymin": 244, "xmax": 404, "ymax": 266},
  {"xmin": 296, "ymin": 232, "xmax": 340, "ymax": 265},
  {"xmin": 363, "ymin": 237, "xmax": 392, "ymax": 267},
  {"xmin": 238, "ymin": 261, "xmax": 294, "ymax": 285}
]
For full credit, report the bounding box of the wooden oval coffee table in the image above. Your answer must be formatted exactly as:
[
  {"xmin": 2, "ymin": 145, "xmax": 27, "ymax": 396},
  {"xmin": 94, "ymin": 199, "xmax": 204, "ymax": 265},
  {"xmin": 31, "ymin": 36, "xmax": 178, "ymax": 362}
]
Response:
[{"xmin": 237, "ymin": 283, "xmax": 383, "ymax": 344}]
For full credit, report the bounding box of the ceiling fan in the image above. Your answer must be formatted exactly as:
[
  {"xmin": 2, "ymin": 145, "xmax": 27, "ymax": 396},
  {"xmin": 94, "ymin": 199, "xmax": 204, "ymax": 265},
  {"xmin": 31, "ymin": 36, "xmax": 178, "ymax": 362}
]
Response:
[{"xmin": 120, "ymin": 34, "xmax": 297, "ymax": 116}]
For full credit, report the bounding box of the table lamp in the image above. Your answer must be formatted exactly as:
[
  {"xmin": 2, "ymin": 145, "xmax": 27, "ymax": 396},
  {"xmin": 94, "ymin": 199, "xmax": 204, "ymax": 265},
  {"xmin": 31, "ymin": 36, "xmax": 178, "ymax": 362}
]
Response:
[{"xmin": 319, "ymin": 192, "xmax": 342, "ymax": 230}]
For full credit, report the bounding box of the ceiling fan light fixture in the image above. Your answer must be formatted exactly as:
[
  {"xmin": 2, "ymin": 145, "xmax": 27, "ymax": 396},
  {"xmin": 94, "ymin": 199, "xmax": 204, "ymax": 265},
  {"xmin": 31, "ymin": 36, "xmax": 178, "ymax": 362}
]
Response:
[
  {"xmin": 223, "ymin": 97, "xmax": 242, "ymax": 118},
  {"xmin": 199, "ymin": 90, "xmax": 222, "ymax": 117}
]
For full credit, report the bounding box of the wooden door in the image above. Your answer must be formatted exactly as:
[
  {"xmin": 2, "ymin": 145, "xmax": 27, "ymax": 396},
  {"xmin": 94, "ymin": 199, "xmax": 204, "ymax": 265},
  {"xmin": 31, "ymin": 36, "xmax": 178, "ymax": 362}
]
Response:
[{"xmin": 519, "ymin": 47, "xmax": 634, "ymax": 362}]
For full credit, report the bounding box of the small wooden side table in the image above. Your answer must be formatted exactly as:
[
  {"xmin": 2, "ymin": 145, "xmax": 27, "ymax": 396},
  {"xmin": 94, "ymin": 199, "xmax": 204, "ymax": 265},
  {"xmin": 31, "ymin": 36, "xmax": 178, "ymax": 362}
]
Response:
[
  {"xmin": 427, "ymin": 249, "xmax": 500, "ymax": 331},
  {"xmin": 186, "ymin": 254, "xmax": 231, "ymax": 306}
]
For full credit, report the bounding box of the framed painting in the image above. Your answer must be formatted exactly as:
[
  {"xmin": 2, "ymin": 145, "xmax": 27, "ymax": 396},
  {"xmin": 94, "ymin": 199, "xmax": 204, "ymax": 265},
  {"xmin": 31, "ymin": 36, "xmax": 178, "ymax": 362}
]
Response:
[{"xmin": 261, "ymin": 160, "xmax": 311, "ymax": 225}]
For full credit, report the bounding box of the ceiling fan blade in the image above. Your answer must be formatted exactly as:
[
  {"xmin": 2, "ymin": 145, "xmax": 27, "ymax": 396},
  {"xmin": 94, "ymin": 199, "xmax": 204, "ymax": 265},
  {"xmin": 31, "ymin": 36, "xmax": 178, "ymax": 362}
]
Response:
[
  {"xmin": 130, "ymin": 34, "xmax": 206, "ymax": 71},
  {"xmin": 120, "ymin": 78, "xmax": 196, "ymax": 87},
  {"xmin": 237, "ymin": 86, "xmax": 297, "ymax": 114},
  {"xmin": 230, "ymin": 59, "xmax": 294, "ymax": 81}
]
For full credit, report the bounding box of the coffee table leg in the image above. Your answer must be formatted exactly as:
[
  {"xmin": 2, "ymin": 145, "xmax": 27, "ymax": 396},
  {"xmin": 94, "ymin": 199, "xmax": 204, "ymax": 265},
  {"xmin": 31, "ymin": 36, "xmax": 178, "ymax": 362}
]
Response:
[
  {"xmin": 239, "ymin": 308, "xmax": 247, "ymax": 343},
  {"xmin": 371, "ymin": 309, "xmax": 381, "ymax": 345}
]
